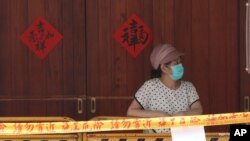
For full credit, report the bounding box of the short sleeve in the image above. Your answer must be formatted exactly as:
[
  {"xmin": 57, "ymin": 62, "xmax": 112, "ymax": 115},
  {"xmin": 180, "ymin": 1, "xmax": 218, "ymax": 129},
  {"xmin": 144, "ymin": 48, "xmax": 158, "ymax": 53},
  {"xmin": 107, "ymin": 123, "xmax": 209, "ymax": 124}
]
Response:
[
  {"xmin": 135, "ymin": 81, "xmax": 152, "ymax": 109},
  {"xmin": 186, "ymin": 82, "xmax": 200, "ymax": 106}
]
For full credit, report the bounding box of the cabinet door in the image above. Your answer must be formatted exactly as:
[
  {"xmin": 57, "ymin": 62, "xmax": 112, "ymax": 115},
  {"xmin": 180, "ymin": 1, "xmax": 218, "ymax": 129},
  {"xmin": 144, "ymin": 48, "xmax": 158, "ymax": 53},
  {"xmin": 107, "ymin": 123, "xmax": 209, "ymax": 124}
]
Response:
[
  {"xmin": 240, "ymin": 0, "xmax": 250, "ymax": 112},
  {"xmin": 85, "ymin": 0, "xmax": 153, "ymax": 120},
  {"xmin": 0, "ymin": 98, "xmax": 86, "ymax": 120},
  {"xmin": 86, "ymin": 0, "xmax": 240, "ymax": 133},
  {"xmin": 0, "ymin": 0, "xmax": 240, "ymax": 133},
  {"xmin": 0, "ymin": 0, "xmax": 87, "ymax": 120},
  {"xmin": 86, "ymin": 97, "xmax": 132, "ymax": 119}
]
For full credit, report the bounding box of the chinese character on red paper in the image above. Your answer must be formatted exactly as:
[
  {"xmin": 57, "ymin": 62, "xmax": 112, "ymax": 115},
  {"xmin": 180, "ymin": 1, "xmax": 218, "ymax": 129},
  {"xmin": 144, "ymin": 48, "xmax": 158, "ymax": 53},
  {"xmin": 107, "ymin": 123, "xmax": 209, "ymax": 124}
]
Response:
[
  {"xmin": 114, "ymin": 14, "xmax": 152, "ymax": 57},
  {"xmin": 20, "ymin": 16, "xmax": 63, "ymax": 59}
]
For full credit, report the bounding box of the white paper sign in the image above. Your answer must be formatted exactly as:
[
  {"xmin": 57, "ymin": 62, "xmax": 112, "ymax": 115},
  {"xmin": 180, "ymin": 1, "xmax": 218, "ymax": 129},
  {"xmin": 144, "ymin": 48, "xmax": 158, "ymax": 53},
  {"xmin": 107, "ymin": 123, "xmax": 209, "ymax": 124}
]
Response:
[{"xmin": 171, "ymin": 126, "xmax": 206, "ymax": 141}]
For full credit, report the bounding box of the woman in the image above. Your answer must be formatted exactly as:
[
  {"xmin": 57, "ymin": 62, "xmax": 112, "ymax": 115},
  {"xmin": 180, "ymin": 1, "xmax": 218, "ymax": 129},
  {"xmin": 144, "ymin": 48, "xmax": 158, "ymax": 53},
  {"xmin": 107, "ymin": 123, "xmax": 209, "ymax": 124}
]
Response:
[{"xmin": 127, "ymin": 43, "xmax": 203, "ymax": 133}]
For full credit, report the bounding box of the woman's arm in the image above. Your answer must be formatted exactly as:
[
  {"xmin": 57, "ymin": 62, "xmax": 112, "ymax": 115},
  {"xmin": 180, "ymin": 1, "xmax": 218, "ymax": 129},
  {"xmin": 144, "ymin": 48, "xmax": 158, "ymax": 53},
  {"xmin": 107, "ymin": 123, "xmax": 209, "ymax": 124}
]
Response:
[
  {"xmin": 173, "ymin": 100, "xmax": 203, "ymax": 116},
  {"xmin": 127, "ymin": 99, "xmax": 171, "ymax": 117}
]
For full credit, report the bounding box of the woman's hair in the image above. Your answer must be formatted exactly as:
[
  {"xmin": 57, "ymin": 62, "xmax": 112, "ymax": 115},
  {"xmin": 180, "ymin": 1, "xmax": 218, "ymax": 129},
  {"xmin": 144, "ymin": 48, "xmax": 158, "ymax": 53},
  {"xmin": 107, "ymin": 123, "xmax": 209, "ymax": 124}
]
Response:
[
  {"xmin": 150, "ymin": 62, "xmax": 172, "ymax": 78},
  {"xmin": 150, "ymin": 66, "xmax": 162, "ymax": 78}
]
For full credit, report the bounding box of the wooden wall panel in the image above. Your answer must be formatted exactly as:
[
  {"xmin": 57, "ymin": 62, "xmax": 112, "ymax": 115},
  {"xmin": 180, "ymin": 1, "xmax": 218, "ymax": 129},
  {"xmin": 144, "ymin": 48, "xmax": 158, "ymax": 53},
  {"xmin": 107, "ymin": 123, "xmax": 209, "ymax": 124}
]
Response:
[
  {"xmin": 111, "ymin": 0, "xmax": 127, "ymax": 97},
  {"xmin": 0, "ymin": 0, "xmax": 11, "ymax": 96},
  {"xmin": 225, "ymin": 0, "xmax": 239, "ymax": 112},
  {"xmin": 8, "ymin": 0, "xmax": 29, "ymax": 97},
  {"xmin": 72, "ymin": 0, "xmax": 86, "ymax": 97},
  {"xmin": 96, "ymin": 99, "xmax": 132, "ymax": 116},
  {"xmin": 86, "ymin": 0, "xmax": 99, "ymax": 104},
  {"xmin": 86, "ymin": 0, "xmax": 153, "ymax": 119},
  {"xmin": 0, "ymin": 0, "xmax": 240, "ymax": 132},
  {"xmin": 240, "ymin": 0, "xmax": 250, "ymax": 112},
  {"xmin": 62, "ymin": 0, "xmax": 75, "ymax": 96},
  {"xmin": 0, "ymin": 0, "xmax": 86, "ymax": 120},
  {"xmin": 208, "ymin": 0, "xmax": 238, "ymax": 113},
  {"xmin": 0, "ymin": 0, "xmax": 31, "ymax": 115},
  {"xmin": 98, "ymin": 0, "xmax": 112, "ymax": 98},
  {"xmin": 209, "ymin": 0, "xmax": 228, "ymax": 114},
  {"xmin": 85, "ymin": 0, "xmax": 239, "ymax": 132},
  {"xmin": 43, "ymin": 0, "xmax": 64, "ymax": 97},
  {"xmin": 191, "ymin": 0, "xmax": 210, "ymax": 116},
  {"xmin": 27, "ymin": 0, "xmax": 47, "ymax": 97},
  {"xmin": 142, "ymin": 1, "xmax": 153, "ymax": 80},
  {"xmin": 125, "ymin": 0, "xmax": 150, "ymax": 108},
  {"xmin": 152, "ymin": 0, "xmax": 174, "ymax": 44},
  {"xmin": 174, "ymin": 0, "xmax": 192, "ymax": 80}
]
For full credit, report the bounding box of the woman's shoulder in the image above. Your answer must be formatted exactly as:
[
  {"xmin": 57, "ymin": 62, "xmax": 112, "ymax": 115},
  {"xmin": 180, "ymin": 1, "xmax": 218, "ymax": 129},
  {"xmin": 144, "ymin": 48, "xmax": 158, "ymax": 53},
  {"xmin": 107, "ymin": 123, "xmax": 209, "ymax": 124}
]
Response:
[
  {"xmin": 141, "ymin": 78, "xmax": 160, "ymax": 87},
  {"xmin": 144, "ymin": 78, "xmax": 160, "ymax": 84},
  {"xmin": 181, "ymin": 80, "xmax": 195, "ymax": 87}
]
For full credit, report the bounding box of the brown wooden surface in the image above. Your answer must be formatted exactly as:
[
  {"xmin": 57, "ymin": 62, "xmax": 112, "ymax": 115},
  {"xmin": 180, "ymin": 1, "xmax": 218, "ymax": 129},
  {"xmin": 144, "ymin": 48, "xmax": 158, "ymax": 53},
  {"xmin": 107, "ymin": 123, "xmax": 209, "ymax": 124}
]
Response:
[
  {"xmin": 174, "ymin": 0, "xmax": 192, "ymax": 79},
  {"xmin": 240, "ymin": 0, "xmax": 250, "ymax": 113},
  {"xmin": 206, "ymin": 0, "xmax": 239, "ymax": 131},
  {"xmin": 0, "ymin": 0, "xmax": 86, "ymax": 120},
  {"xmin": 86, "ymin": 0, "xmax": 239, "ymax": 132},
  {"xmin": 0, "ymin": 0, "xmax": 240, "ymax": 132},
  {"xmin": 85, "ymin": 0, "xmax": 153, "ymax": 119},
  {"xmin": 191, "ymin": 0, "xmax": 210, "ymax": 115}
]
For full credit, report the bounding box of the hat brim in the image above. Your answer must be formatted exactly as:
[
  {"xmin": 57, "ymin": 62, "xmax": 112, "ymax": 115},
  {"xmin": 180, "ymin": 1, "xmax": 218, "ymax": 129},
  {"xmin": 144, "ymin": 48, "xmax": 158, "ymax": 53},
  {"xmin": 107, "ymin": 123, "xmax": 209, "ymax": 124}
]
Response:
[{"xmin": 160, "ymin": 51, "xmax": 184, "ymax": 65}]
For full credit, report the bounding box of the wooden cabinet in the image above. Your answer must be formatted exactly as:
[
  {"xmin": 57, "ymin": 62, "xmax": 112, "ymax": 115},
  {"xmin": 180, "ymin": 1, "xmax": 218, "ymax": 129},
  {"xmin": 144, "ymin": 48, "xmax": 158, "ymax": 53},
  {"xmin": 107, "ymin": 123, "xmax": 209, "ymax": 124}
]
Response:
[
  {"xmin": 240, "ymin": 0, "xmax": 250, "ymax": 113},
  {"xmin": 0, "ymin": 0, "xmax": 240, "ymax": 132}
]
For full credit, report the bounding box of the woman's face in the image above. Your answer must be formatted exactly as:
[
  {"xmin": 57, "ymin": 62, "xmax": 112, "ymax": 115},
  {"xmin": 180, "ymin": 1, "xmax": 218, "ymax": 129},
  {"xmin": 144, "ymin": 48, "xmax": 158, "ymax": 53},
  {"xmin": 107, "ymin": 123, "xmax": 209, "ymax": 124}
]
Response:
[
  {"xmin": 166, "ymin": 57, "xmax": 182, "ymax": 67},
  {"xmin": 160, "ymin": 57, "xmax": 182, "ymax": 75},
  {"xmin": 161, "ymin": 57, "xmax": 184, "ymax": 80}
]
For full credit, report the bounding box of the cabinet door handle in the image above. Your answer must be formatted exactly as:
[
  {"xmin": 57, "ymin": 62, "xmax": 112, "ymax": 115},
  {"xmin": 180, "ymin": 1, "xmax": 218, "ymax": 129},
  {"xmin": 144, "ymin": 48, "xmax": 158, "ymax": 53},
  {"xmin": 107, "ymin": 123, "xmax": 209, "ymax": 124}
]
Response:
[
  {"xmin": 90, "ymin": 97, "xmax": 96, "ymax": 113},
  {"xmin": 244, "ymin": 96, "xmax": 249, "ymax": 112},
  {"xmin": 77, "ymin": 98, "xmax": 83, "ymax": 114}
]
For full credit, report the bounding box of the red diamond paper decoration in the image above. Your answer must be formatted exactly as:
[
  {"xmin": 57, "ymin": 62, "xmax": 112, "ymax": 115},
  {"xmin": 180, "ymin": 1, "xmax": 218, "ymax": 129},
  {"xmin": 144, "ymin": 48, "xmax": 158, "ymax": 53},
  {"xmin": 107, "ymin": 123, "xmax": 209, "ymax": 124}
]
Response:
[
  {"xmin": 20, "ymin": 16, "xmax": 63, "ymax": 59},
  {"xmin": 113, "ymin": 14, "xmax": 153, "ymax": 57}
]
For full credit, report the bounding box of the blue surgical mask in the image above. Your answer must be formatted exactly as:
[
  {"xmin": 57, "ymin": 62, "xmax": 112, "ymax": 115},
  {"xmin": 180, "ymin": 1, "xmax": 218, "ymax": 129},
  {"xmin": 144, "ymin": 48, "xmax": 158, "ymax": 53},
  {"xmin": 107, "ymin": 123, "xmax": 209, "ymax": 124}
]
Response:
[{"xmin": 170, "ymin": 64, "xmax": 184, "ymax": 80}]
